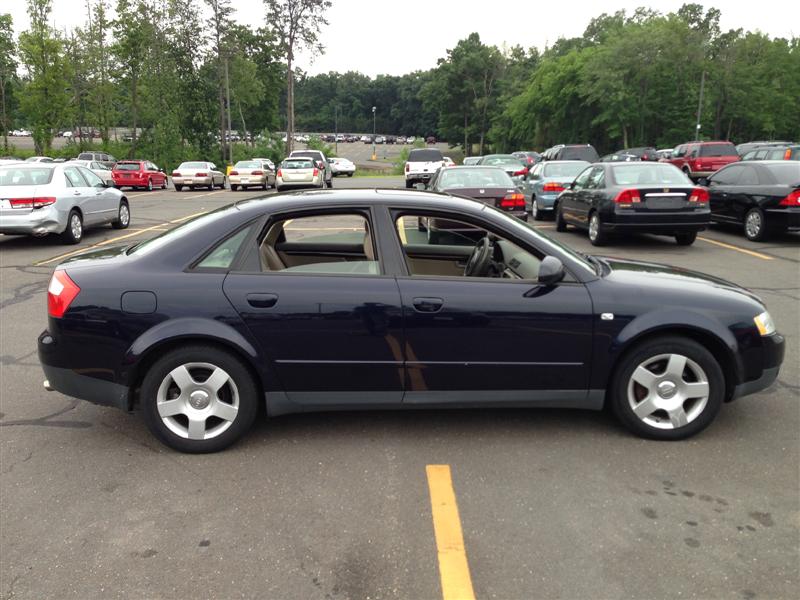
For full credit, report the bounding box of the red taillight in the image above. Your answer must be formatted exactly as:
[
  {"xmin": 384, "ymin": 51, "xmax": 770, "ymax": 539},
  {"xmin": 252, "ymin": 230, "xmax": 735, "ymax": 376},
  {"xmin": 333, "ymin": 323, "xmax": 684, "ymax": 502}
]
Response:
[
  {"xmin": 251, "ymin": 170, "xmax": 264, "ymax": 175},
  {"xmin": 779, "ymin": 190, "xmax": 800, "ymax": 206},
  {"xmin": 276, "ymin": 169, "xmax": 282, "ymax": 178},
  {"xmin": 47, "ymin": 270, "xmax": 80, "ymax": 318},
  {"xmin": 688, "ymin": 188, "xmax": 709, "ymax": 203},
  {"xmin": 784, "ymin": 149, "xmax": 792, "ymax": 160},
  {"xmin": 229, "ymin": 170, "xmax": 239, "ymax": 176},
  {"xmin": 513, "ymin": 167, "xmax": 528, "ymax": 176},
  {"xmin": 614, "ymin": 189, "xmax": 642, "ymax": 205},
  {"xmin": 313, "ymin": 168, "xmax": 319, "ymax": 177},
  {"xmin": 9, "ymin": 197, "xmax": 56, "ymax": 209},
  {"xmin": 542, "ymin": 182, "xmax": 565, "ymax": 193},
  {"xmin": 500, "ymin": 193, "xmax": 526, "ymax": 208},
  {"xmin": 195, "ymin": 172, "xmax": 208, "ymax": 177},
  {"xmin": 171, "ymin": 171, "xmax": 180, "ymax": 177},
  {"xmin": 405, "ymin": 163, "xmax": 410, "ymax": 172}
]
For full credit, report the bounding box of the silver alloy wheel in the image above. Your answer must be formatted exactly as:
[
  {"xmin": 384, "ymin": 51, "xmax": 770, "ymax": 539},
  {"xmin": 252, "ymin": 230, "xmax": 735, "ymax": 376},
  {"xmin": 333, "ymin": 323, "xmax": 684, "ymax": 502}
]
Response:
[
  {"xmin": 147, "ymin": 179, "xmax": 153, "ymax": 191},
  {"xmin": 627, "ymin": 353, "xmax": 710, "ymax": 429},
  {"xmin": 589, "ymin": 214, "xmax": 600, "ymax": 241},
  {"xmin": 119, "ymin": 203, "xmax": 130, "ymax": 226},
  {"xmin": 70, "ymin": 213, "xmax": 82, "ymax": 239},
  {"xmin": 745, "ymin": 210, "xmax": 762, "ymax": 238},
  {"xmin": 532, "ymin": 201, "xmax": 538, "ymax": 219},
  {"xmin": 156, "ymin": 362, "xmax": 240, "ymax": 440}
]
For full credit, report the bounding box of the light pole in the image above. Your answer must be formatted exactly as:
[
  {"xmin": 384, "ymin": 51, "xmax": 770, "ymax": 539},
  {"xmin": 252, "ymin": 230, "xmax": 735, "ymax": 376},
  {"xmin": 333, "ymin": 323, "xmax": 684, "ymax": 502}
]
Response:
[
  {"xmin": 371, "ymin": 106, "xmax": 376, "ymax": 161},
  {"xmin": 334, "ymin": 104, "xmax": 339, "ymax": 155}
]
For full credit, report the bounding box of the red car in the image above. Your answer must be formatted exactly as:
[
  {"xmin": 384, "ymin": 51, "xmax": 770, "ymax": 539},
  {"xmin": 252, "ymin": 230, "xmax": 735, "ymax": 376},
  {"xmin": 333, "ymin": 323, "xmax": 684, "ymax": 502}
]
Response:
[
  {"xmin": 666, "ymin": 141, "xmax": 740, "ymax": 181},
  {"xmin": 112, "ymin": 160, "xmax": 168, "ymax": 191}
]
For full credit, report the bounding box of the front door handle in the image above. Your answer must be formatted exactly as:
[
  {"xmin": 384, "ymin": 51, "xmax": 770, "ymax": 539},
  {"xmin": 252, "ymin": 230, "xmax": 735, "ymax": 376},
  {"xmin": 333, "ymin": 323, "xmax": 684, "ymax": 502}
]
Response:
[
  {"xmin": 246, "ymin": 293, "xmax": 278, "ymax": 308},
  {"xmin": 412, "ymin": 297, "xmax": 444, "ymax": 313}
]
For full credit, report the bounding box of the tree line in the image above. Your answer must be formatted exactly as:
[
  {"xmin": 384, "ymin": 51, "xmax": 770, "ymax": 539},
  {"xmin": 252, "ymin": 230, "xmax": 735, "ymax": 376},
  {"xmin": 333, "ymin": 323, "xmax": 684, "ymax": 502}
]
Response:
[{"xmin": 1, "ymin": 2, "xmax": 797, "ymax": 169}]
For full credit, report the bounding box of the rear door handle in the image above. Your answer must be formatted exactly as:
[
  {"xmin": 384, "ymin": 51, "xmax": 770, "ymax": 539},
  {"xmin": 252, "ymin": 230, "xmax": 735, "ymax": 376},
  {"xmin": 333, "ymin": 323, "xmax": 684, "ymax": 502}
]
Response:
[
  {"xmin": 412, "ymin": 297, "xmax": 444, "ymax": 313},
  {"xmin": 246, "ymin": 293, "xmax": 278, "ymax": 308}
]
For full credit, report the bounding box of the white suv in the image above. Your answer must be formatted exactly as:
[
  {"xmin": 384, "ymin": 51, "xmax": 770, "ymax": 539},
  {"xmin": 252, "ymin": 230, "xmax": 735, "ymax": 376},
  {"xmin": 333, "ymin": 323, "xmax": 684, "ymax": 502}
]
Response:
[{"xmin": 404, "ymin": 148, "xmax": 445, "ymax": 188}]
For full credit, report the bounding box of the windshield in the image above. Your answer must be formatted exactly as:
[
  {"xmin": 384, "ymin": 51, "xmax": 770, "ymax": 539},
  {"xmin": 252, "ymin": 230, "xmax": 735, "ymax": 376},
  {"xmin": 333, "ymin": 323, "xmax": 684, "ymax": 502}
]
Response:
[
  {"xmin": 482, "ymin": 203, "xmax": 596, "ymax": 276},
  {"xmin": 439, "ymin": 168, "xmax": 513, "ymax": 188},
  {"xmin": 0, "ymin": 166, "xmax": 55, "ymax": 186},
  {"xmin": 282, "ymin": 159, "xmax": 314, "ymax": 169},
  {"xmin": 408, "ymin": 149, "xmax": 443, "ymax": 162},
  {"xmin": 114, "ymin": 162, "xmax": 141, "ymax": 171},
  {"xmin": 543, "ymin": 162, "xmax": 589, "ymax": 178},
  {"xmin": 700, "ymin": 144, "xmax": 737, "ymax": 157},
  {"xmin": 611, "ymin": 164, "xmax": 690, "ymax": 186},
  {"xmin": 178, "ymin": 162, "xmax": 207, "ymax": 169},
  {"xmin": 481, "ymin": 155, "xmax": 519, "ymax": 167},
  {"xmin": 765, "ymin": 163, "xmax": 800, "ymax": 185},
  {"xmin": 235, "ymin": 161, "xmax": 261, "ymax": 169}
]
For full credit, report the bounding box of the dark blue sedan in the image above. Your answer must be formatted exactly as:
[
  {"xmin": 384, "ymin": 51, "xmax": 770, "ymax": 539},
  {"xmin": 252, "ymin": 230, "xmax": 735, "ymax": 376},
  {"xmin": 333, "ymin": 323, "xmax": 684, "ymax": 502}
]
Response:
[{"xmin": 39, "ymin": 190, "xmax": 784, "ymax": 452}]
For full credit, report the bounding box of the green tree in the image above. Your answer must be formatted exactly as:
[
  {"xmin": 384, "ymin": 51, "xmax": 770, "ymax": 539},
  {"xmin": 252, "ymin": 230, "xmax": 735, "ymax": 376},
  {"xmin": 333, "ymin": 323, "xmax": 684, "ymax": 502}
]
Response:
[
  {"xmin": 0, "ymin": 13, "xmax": 16, "ymax": 152},
  {"xmin": 16, "ymin": 0, "xmax": 72, "ymax": 154}
]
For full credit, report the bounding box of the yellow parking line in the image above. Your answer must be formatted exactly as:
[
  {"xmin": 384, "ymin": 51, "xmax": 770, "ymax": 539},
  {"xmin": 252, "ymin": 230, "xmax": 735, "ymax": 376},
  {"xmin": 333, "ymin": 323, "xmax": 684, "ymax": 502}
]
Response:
[
  {"xmin": 426, "ymin": 465, "xmax": 475, "ymax": 600},
  {"xmin": 698, "ymin": 236, "xmax": 773, "ymax": 260},
  {"xmin": 181, "ymin": 191, "xmax": 225, "ymax": 200},
  {"xmin": 36, "ymin": 210, "xmax": 211, "ymax": 266}
]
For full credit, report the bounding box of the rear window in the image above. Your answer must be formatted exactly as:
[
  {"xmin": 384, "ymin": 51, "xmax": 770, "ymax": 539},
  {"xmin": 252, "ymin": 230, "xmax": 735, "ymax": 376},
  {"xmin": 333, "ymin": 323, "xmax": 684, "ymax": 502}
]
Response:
[
  {"xmin": 543, "ymin": 162, "xmax": 588, "ymax": 178},
  {"xmin": 178, "ymin": 162, "xmax": 207, "ymax": 169},
  {"xmin": 281, "ymin": 159, "xmax": 314, "ymax": 169},
  {"xmin": 764, "ymin": 163, "xmax": 800, "ymax": 185},
  {"xmin": 481, "ymin": 155, "xmax": 520, "ymax": 167},
  {"xmin": 611, "ymin": 164, "xmax": 690, "ymax": 186},
  {"xmin": 560, "ymin": 146, "xmax": 599, "ymax": 162},
  {"xmin": 408, "ymin": 149, "xmax": 443, "ymax": 162},
  {"xmin": 114, "ymin": 162, "xmax": 141, "ymax": 171},
  {"xmin": 235, "ymin": 161, "xmax": 261, "ymax": 169},
  {"xmin": 439, "ymin": 168, "xmax": 514, "ymax": 188},
  {"xmin": 0, "ymin": 166, "xmax": 55, "ymax": 186},
  {"xmin": 77, "ymin": 153, "xmax": 94, "ymax": 160},
  {"xmin": 700, "ymin": 144, "xmax": 737, "ymax": 157},
  {"xmin": 291, "ymin": 151, "xmax": 322, "ymax": 160}
]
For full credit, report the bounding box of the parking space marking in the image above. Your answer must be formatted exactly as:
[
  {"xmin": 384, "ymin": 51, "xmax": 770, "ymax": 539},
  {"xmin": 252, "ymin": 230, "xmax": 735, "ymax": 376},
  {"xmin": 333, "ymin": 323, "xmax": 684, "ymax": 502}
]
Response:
[
  {"xmin": 697, "ymin": 236, "xmax": 774, "ymax": 260},
  {"xmin": 35, "ymin": 210, "xmax": 210, "ymax": 266},
  {"xmin": 426, "ymin": 465, "xmax": 475, "ymax": 600}
]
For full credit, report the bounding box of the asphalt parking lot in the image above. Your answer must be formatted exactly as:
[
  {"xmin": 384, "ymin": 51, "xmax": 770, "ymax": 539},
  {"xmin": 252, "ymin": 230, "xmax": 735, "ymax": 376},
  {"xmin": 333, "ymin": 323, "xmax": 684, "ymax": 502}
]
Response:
[{"xmin": 1, "ymin": 177, "xmax": 798, "ymax": 599}]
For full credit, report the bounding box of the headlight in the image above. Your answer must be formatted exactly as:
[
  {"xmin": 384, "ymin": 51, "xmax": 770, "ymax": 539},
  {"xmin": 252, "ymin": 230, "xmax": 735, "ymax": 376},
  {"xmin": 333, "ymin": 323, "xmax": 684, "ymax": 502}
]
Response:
[{"xmin": 754, "ymin": 311, "xmax": 776, "ymax": 336}]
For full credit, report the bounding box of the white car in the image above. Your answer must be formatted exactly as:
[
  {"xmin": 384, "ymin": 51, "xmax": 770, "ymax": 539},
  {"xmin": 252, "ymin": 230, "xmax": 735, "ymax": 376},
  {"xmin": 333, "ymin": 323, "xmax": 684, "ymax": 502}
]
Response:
[
  {"xmin": 25, "ymin": 156, "xmax": 54, "ymax": 163},
  {"xmin": 252, "ymin": 157, "xmax": 276, "ymax": 172},
  {"xmin": 329, "ymin": 157, "xmax": 356, "ymax": 177},
  {"xmin": 360, "ymin": 135, "xmax": 371, "ymax": 143},
  {"xmin": 61, "ymin": 131, "xmax": 73, "ymax": 138},
  {"xmin": 406, "ymin": 136, "xmax": 416, "ymax": 144},
  {"xmin": 69, "ymin": 159, "xmax": 115, "ymax": 186},
  {"xmin": 443, "ymin": 156, "xmax": 456, "ymax": 167},
  {"xmin": 276, "ymin": 157, "xmax": 324, "ymax": 192},
  {"xmin": 171, "ymin": 161, "xmax": 226, "ymax": 191}
]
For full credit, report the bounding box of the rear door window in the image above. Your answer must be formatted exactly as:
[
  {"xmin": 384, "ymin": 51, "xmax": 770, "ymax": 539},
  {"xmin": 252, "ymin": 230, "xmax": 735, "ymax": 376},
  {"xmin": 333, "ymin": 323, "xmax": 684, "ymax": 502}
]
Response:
[
  {"xmin": 64, "ymin": 166, "xmax": 88, "ymax": 187},
  {"xmin": 737, "ymin": 166, "xmax": 760, "ymax": 185},
  {"xmin": 711, "ymin": 165, "xmax": 744, "ymax": 185}
]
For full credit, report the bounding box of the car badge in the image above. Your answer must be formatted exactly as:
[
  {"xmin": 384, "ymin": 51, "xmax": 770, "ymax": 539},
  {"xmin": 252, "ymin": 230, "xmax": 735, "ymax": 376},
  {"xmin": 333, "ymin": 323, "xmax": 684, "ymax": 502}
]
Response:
[
  {"xmin": 664, "ymin": 188, "xmax": 669, "ymax": 193},
  {"xmin": 479, "ymin": 189, "xmax": 485, "ymax": 194}
]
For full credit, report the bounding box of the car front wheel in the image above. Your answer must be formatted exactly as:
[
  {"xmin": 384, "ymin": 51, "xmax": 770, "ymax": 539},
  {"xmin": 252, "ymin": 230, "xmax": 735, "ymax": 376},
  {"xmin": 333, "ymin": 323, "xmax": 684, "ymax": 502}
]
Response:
[
  {"xmin": 141, "ymin": 345, "xmax": 258, "ymax": 453},
  {"xmin": 610, "ymin": 336, "xmax": 723, "ymax": 440}
]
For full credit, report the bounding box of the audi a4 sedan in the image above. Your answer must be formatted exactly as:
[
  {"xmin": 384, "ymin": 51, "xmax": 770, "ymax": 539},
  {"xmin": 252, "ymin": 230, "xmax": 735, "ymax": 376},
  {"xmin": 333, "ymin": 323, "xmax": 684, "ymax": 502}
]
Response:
[
  {"xmin": 555, "ymin": 162, "xmax": 711, "ymax": 246},
  {"xmin": 39, "ymin": 190, "xmax": 784, "ymax": 452},
  {"xmin": 1, "ymin": 162, "xmax": 130, "ymax": 244}
]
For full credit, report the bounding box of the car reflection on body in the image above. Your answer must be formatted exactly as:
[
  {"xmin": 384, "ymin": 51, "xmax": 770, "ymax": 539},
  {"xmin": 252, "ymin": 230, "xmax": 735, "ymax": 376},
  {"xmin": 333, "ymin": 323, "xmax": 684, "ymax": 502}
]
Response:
[{"xmin": 38, "ymin": 190, "xmax": 784, "ymax": 452}]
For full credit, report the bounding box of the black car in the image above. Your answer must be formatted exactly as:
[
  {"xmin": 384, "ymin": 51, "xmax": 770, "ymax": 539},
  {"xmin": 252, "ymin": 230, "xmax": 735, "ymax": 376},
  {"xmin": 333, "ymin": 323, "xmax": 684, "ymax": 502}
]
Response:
[
  {"xmin": 555, "ymin": 162, "xmax": 710, "ymax": 246},
  {"xmin": 701, "ymin": 161, "xmax": 800, "ymax": 241},
  {"xmin": 741, "ymin": 144, "xmax": 800, "ymax": 162},
  {"xmin": 39, "ymin": 190, "xmax": 784, "ymax": 452}
]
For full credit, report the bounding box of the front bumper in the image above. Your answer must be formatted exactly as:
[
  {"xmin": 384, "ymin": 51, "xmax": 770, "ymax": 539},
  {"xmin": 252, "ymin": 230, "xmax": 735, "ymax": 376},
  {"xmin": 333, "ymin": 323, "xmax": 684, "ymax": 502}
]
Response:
[
  {"xmin": 731, "ymin": 332, "xmax": 785, "ymax": 401},
  {"xmin": 38, "ymin": 331, "xmax": 130, "ymax": 410},
  {"xmin": 0, "ymin": 205, "xmax": 66, "ymax": 235}
]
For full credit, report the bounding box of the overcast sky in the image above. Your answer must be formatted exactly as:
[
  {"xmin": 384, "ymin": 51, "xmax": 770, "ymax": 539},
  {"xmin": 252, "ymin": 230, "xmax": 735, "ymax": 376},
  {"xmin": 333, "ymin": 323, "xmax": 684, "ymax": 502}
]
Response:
[{"xmin": 7, "ymin": 0, "xmax": 799, "ymax": 77}]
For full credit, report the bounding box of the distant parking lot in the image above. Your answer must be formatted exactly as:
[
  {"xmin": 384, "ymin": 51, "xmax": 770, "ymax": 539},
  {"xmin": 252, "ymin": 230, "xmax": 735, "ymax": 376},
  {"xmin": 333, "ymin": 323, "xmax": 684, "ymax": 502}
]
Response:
[{"xmin": 1, "ymin": 177, "xmax": 798, "ymax": 599}]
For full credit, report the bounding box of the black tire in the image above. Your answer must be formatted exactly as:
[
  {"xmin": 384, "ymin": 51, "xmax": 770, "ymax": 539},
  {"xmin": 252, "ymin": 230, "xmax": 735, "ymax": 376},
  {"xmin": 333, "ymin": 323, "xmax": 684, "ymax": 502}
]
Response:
[
  {"xmin": 230, "ymin": 184, "xmax": 238, "ymax": 191},
  {"xmin": 219, "ymin": 177, "xmax": 226, "ymax": 190},
  {"xmin": 405, "ymin": 180, "xmax": 413, "ymax": 189},
  {"xmin": 112, "ymin": 200, "xmax": 130, "ymax": 229},
  {"xmin": 555, "ymin": 204, "xmax": 568, "ymax": 232},
  {"xmin": 327, "ymin": 178, "xmax": 333, "ymax": 188},
  {"xmin": 347, "ymin": 173, "xmax": 353, "ymax": 177},
  {"xmin": 610, "ymin": 336, "xmax": 724, "ymax": 441},
  {"xmin": 161, "ymin": 178, "xmax": 167, "ymax": 190},
  {"xmin": 175, "ymin": 184, "xmax": 183, "ymax": 192},
  {"xmin": 262, "ymin": 182, "xmax": 268, "ymax": 191},
  {"xmin": 532, "ymin": 197, "xmax": 544, "ymax": 221},
  {"xmin": 140, "ymin": 345, "xmax": 259, "ymax": 453},
  {"xmin": 588, "ymin": 212, "xmax": 607, "ymax": 246},
  {"xmin": 146, "ymin": 179, "xmax": 153, "ymax": 191},
  {"xmin": 675, "ymin": 231, "xmax": 697, "ymax": 246},
  {"xmin": 208, "ymin": 180, "xmax": 214, "ymax": 191},
  {"xmin": 276, "ymin": 186, "xmax": 283, "ymax": 193},
  {"xmin": 61, "ymin": 209, "xmax": 83, "ymax": 244},
  {"xmin": 744, "ymin": 207, "xmax": 769, "ymax": 242}
]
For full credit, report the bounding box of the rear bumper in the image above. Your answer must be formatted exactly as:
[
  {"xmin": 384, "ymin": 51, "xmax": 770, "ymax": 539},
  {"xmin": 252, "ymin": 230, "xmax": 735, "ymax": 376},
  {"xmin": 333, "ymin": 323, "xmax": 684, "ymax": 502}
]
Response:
[
  {"xmin": 230, "ymin": 175, "xmax": 267, "ymax": 185},
  {"xmin": 605, "ymin": 210, "xmax": 709, "ymax": 233},
  {"xmin": 533, "ymin": 193, "xmax": 560, "ymax": 209},
  {"xmin": 407, "ymin": 173, "xmax": 433, "ymax": 182},
  {"xmin": 277, "ymin": 179, "xmax": 321, "ymax": 188},
  {"xmin": 765, "ymin": 207, "xmax": 800, "ymax": 230},
  {"xmin": 113, "ymin": 175, "xmax": 146, "ymax": 186},
  {"xmin": 0, "ymin": 205, "xmax": 65, "ymax": 235},
  {"xmin": 38, "ymin": 331, "xmax": 130, "ymax": 410},
  {"xmin": 173, "ymin": 176, "xmax": 212, "ymax": 186}
]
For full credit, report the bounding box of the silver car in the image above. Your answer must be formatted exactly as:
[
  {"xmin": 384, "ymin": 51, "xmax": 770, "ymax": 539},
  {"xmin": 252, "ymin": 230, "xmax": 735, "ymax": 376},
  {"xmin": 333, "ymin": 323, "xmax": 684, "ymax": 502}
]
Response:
[
  {"xmin": 276, "ymin": 157, "xmax": 323, "ymax": 191},
  {"xmin": 70, "ymin": 159, "xmax": 115, "ymax": 187},
  {"xmin": 171, "ymin": 161, "xmax": 226, "ymax": 191},
  {"xmin": 229, "ymin": 160, "xmax": 276, "ymax": 191},
  {"xmin": 0, "ymin": 163, "xmax": 130, "ymax": 244}
]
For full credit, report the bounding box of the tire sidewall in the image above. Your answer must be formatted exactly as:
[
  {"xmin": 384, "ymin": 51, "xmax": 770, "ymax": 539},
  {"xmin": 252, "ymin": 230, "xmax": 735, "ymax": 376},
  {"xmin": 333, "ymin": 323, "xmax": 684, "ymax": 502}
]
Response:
[
  {"xmin": 610, "ymin": 336, "xmax": 724, "ymax": 440},
  {"xmin": 140, "ymin": 346, "xmax": 259, "ymax": 453}
]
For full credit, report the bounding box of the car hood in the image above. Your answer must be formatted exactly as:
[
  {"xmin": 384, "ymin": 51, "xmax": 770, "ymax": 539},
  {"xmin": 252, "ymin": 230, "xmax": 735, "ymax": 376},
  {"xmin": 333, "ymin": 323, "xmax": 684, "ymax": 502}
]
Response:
[{"xmin": 597, "ymin": 256, "xmax": 763, "ymax": 305}]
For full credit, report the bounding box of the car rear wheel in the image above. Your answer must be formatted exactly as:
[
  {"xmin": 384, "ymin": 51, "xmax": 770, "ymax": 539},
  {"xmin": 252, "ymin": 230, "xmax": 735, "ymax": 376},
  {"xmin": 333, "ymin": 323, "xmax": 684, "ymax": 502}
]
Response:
[
  {"xmin": 146, "ymin": 179, "xmax": 153, "ymax": 191},
  {"xmin": 744, "ymin": 208, "xmax": 769, "ymax": 242},
  {"xmin": 588, "ymin": 213, "xmax": 607, "ymax": 246},
  {"xmin": 161, "ymin": 178, "xmax": 167, "ymax": 189},
  {"xmin": 218, "ymin": 177, "xmax": 226, "ymax": 190},
  {"xmin": 610, "ymin": 336, "xmax": 723, "ymax": 440},
  {"xmin": 230, "ymin": 184, "xmax": 238, "ymax": 191},
  {"xmin": 141, "ymin": 345, "xmax": 258, "ymax": 453},
  {"xmin": 532, "ymin": 199, "xmax": 543, "ymax": 221},
  {"xmin": 555, "ymin": 204, "xmax": 568, "ymax": 231},
  {"xmin": 112, "ymin": 200, "xmax": 130, "ymax": 229},
  {"xmin": 406, "ymin": 180, "xmax": 413, "ymax": 189},
  {"xmin": 175, "ymin": 184, "xmax": 183, "ymax": 192},
  {"xmin": 61, "ymin": 210, "xmax": 83, "ymax": 244},
  {"xmin": 675, "ymin": 231, "xmax": 697, "ymax": 245}
]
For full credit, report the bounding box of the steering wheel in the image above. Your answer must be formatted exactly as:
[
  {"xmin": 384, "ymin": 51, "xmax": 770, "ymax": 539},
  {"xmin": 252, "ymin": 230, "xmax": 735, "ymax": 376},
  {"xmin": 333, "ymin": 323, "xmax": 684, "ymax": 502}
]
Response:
[{"xmin": 464, "ymin": 236, "xmax": 493, "ymax": 277}]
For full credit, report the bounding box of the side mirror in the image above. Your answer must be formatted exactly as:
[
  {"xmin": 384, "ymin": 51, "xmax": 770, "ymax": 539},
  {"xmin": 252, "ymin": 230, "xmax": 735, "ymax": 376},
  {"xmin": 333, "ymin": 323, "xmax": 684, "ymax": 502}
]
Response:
[
  {"xmin": 538, "ymin": 256, "xmax": 565, "ymax": 286},
  {"xmin": 697, "ymin": 177, "xmax": 710, "ymax": 186},
  {"xmin": 569, "ymin": 181, "xmax": 576, "ymax": 190}
]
